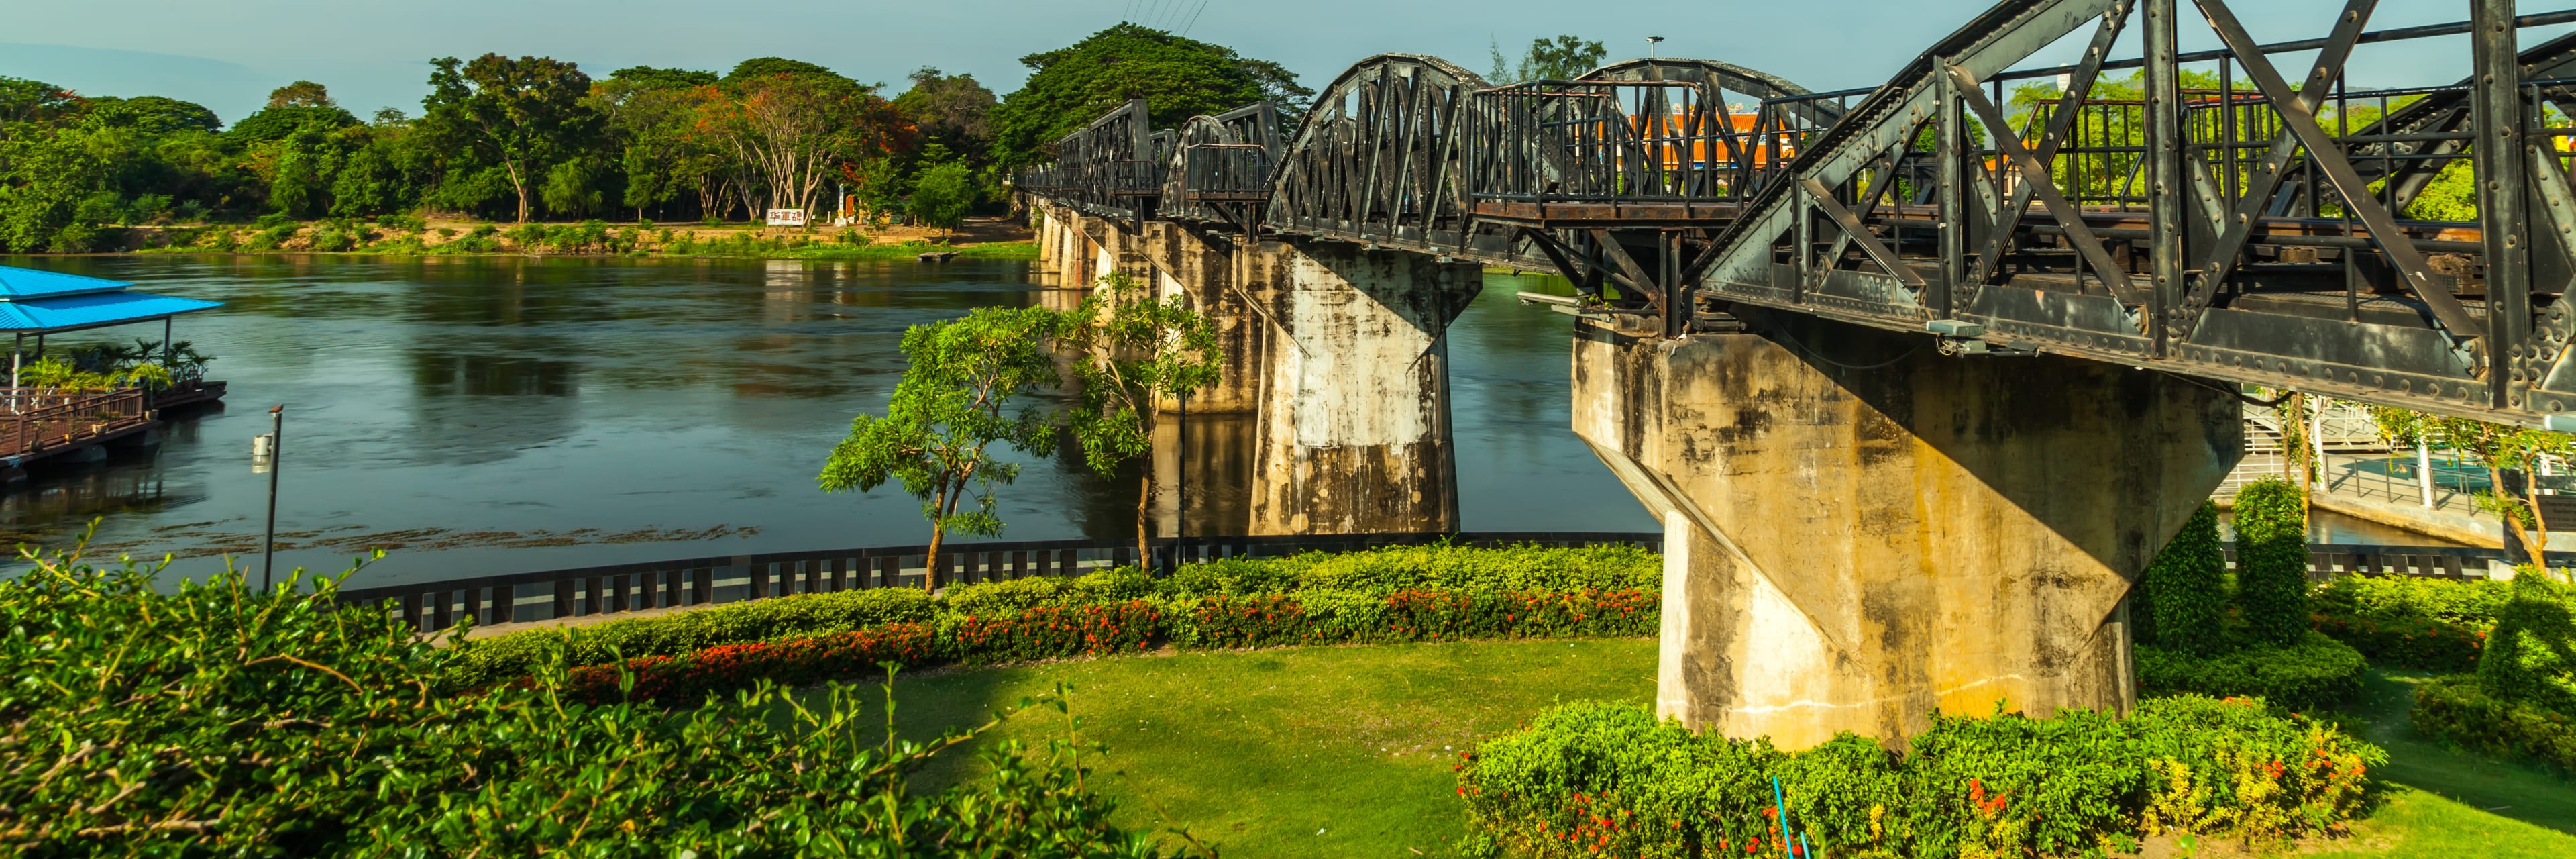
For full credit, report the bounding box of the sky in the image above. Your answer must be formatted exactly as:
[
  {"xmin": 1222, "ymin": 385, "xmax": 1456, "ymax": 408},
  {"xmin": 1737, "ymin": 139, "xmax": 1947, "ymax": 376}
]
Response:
[{"xmin": 1, "ymin": 0, "xmax": 2562, "ymax": 127}]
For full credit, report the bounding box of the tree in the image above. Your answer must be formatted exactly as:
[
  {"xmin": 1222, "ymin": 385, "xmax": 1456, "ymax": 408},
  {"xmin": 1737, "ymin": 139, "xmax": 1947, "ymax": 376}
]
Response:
[
  {"xmin": 1055, "ymin": 272, "xmax": 1222, "ymax": 559},
  {"xmin": 1515, "ymin": 35, "xmax": 1607, "ymax": 81},
  {"xmin": 991, "ymin": 23, "xmax": 1311, "ymax": 168},
  {"xmin": 422, "ymin": 54, "xmax": 600, "ymax": 223},
  {"xmin": 608, "ymin": 66, "xmax": 718, "ymax": 90},
  {"xmin": 267, "ymin": 80, "xmax": 337, "ymax": 109},
  {"xmin": 819, "ymin": 307, "xmax": 1060, "ymax": 591},
  {"xmin": 908, "ymin": 161, "xmax": 975, "ymax": 234},
  {"xmin": 708, "ymin": 69, "xmax": 905, "ymax": 218},
  {"xmin": 726, "ymin": 58, "xmax": 838, "ymax": 81},
  {"xmin": 894, "ymin": 67, "xmax": 998, "ymax": 165}
]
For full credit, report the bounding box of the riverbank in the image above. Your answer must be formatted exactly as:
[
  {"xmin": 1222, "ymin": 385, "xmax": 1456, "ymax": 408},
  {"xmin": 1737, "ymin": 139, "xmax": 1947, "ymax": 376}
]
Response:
[{"xmin": 48, "ymin": 214, "xmax": 1037, "ymax": 262}]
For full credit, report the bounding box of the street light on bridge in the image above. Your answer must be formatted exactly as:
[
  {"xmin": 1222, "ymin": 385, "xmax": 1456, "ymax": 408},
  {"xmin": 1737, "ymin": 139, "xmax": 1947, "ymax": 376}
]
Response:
[{"xmin": 1646, "ymin": 36, "xmax": 1664, "ymax": 58}]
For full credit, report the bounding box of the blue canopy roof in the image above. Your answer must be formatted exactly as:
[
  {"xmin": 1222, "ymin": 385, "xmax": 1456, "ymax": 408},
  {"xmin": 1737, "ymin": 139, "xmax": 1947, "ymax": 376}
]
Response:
[
  {"xmin": 0, "ymin": 266, "xmax": 132, "ymax": 300},
  {"xmin": 0, "ymin": 264, "xmax": 222, "ymax": 334}
]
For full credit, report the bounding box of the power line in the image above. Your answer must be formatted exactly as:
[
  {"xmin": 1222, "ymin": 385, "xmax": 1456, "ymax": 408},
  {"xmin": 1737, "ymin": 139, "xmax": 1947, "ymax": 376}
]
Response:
[{"xmin": 1181, "ymin": 0, "xmax": 1211, "ymax": 36}]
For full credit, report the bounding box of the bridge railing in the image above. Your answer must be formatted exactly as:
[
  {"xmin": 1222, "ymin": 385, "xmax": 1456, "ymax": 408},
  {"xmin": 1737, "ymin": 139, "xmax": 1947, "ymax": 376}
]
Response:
[
  {"xmin": 1462, "ymin": 80, "xmax": 1892, "ymax": 228},
  {"xmin": 334, "ymin": 530, "xmax": 1666, "ymax": 634}
]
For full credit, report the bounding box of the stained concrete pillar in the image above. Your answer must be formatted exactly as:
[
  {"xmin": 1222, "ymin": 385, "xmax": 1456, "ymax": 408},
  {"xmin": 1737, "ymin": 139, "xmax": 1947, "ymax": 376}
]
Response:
[
  {"xmin": 1573, "ymin": 309, "xmax": 2241, "ymax": 750},
  {"xmin": 1141, "ymin": 221, "xmax": 1265, "ymax": 413},
  {"xmin": 1246, "ymin": 241, "xmax": 1482, "ymax": 534}
]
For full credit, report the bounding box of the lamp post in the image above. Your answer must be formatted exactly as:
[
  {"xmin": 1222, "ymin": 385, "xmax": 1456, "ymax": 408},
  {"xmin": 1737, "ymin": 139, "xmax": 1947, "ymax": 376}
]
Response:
[
  {"xmin": 259, "ymin": 404, "xmax": 283, "ymax": 589},
  {"xmin": 1646, "ymin": 36, "xmax": 1664, "ymax": 58}
]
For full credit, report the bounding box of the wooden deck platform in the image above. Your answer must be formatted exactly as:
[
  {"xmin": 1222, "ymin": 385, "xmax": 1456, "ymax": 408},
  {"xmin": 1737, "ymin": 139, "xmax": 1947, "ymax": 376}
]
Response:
[{"xmin": 0, "ymin": 381, "xmax": 228, "ymax": 483}]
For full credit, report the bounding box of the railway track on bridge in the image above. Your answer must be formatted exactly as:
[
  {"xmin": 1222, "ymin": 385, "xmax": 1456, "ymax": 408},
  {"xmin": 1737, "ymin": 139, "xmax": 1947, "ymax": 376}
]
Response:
[{"xmin": 1019, "ymin": 0, "xmax": 2576, "ymax": 427}]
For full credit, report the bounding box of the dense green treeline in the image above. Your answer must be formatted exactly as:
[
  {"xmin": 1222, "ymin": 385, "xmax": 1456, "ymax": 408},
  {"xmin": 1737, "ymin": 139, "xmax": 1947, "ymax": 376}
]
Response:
[{"xmin": 0, "ymin": 23, "xmax": 1316, "ymax": 254}]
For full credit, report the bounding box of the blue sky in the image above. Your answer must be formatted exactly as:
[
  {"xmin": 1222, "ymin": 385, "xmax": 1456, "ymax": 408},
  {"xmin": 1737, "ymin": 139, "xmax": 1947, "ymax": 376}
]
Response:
[{"xmin": 1, "ymin": 1, "xmax": 2557, "ymax": 127}]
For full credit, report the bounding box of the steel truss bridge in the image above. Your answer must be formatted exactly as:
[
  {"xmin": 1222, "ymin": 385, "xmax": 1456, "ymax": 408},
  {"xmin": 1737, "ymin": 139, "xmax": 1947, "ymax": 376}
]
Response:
[{"xmin": 1015, "ymin": 0, "xmax": 2576, "ymax": 426}]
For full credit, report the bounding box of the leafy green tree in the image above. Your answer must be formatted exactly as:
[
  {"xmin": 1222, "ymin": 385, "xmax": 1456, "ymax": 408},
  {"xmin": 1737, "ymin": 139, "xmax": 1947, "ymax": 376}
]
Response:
[
  {"xmin": 608, "ymin": 66, "xmax": 718, "ymax": 90},
  {"xmin": 991, "ymin": 23, "xmax": 1311, "ymax": 168},
  {"xmin": 1514, "ymin": 35, "xmax": 1607, "ymax": 81},
  {"xmin": 1055, "ymin": 272, "xmax": 1222, "ymax": 558},
  {"xmin": 2233, "ymin": 478, "xmax": 2311, "ymax": 648},
  {"xmin": 708, "ymin": 65, "xmax": 906, "ymax": 218},
  {"xmin": 266, "ymin": 79, "xmax": 337, "ymax": 109},
  {"xmin": 423, "ymin": 54, "xmax": 601, "ymax": 223},
  {"xmin": 725, "ymin": 57, "xmax": 839, "ymax": 81},
  {"xmin": 820, "ymin": 307, "xmax": 1061, "ymax": 590},
  {"xmin": 82, "ymin": 96, "xmax": 220, "ymax": 135},
  {"xmin": 541, "ymin": 155, "xmax": 614, "ymax": 218},
  {"xmin": 2479, "ymin": 572, "xmax": 2576, "ymax": 712},
  {"xmin": 895, "ymin": 67, "xmax": 998, "ymax": 166},
  {"xmin": 908, "ymin": 160, "xmax": 975, "ymax": 234},
  {"xmin": 225, "ymin": 103, "xmax": 358, "ymax": 144}
]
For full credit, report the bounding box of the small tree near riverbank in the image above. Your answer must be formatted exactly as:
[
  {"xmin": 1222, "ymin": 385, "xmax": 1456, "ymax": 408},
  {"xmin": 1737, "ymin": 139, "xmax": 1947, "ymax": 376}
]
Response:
[
  {"xmin": 1057, "ymin": 272, "xmax": 1220, "ymax": 560},
  {"xmin": 820, "ymin": 307, "xmax": 1058, "ymax": 590}
]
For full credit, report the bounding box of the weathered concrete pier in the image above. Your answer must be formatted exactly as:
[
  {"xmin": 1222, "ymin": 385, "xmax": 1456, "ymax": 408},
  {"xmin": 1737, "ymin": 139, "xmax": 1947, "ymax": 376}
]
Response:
[{"xmin": 1574, "ymin": 310, "xmax": 2240, "ymax": 746}]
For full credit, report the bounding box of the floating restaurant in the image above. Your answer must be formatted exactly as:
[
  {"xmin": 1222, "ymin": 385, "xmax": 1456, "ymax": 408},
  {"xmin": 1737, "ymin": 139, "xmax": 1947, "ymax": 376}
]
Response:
[{"xmin": 0, "ymin": 264, "xmax": 226, "ymax": 484}]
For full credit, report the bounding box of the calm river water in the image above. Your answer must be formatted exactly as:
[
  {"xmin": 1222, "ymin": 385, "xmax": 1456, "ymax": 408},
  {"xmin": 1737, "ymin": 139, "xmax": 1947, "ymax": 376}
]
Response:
[{"xmin": 0, "ymin": 254, "xmax": 1652, "ymax": 587}]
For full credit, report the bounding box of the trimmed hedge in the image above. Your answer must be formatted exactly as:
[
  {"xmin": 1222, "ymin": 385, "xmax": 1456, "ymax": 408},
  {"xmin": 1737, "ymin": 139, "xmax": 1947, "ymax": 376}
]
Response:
[
  {"xmin": 2412, "ymin": 674, "xmax": 2576, "ymax": 774},
  {"xmin": 1456, "ymin": 696, "xmax": 2381, "ymax": 859},
  {"xmin": 2233, "ymin": 479, "xmax": 2312, "ymax": 647},
  {"xmin": 447, "ymin": 585, "xmax": 936, "ymax": 688},
  {"xmin": 2478, "ymin": 573, "xmax": 2576, "ymax": 713},
  {"xmin": 2310, "ymin": 574, "xmax": 2508, "ymax": 672},
  {"xmin": 2139, "ymin": 501, "xmax": 2227, "ymax": 651},
  {"xmin": 561, "ymin": 587, "xmax": 1657, "ymax": 705},
  {"xmin": 454, "ymin": 543, "xmax": 1662, "ymax": 691},
  {"xmin": 2135, "ymin": 631, "xmax": 2367, "ymax": 713}
]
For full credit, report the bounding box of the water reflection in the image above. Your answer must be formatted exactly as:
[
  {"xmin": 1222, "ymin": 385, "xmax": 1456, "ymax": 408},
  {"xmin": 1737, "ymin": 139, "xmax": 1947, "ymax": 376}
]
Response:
[{"xmin": 0, "ymin": 254, "xmax": 1654, "ymax": 585}]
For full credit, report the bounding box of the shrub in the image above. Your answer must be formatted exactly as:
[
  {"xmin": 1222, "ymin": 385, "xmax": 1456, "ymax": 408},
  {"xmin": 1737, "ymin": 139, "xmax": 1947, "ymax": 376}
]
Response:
[
  {"xmin": 2412, "ymin": 674, "xmax": 2576, "ymax": 773},
  {"xmin": 446, "ymin": 585, "xmax": 935, "ymax": 689},
  {"xmin": 2137, "ymin": 631, "xmax": 2367, "ymax": 712},
  {"xmin": 2477, "ymin": 572, "xmax": 2576, "ymax": 712},
  {"xmin": 2310, "ymin": 574, "xmax": 2507, "ymax": 670},
  {"xmin": 2141, "ymin": 501, "xmax": 2226, "ymax": 650},
  {"xmin": 945, "ymin": 599, "xmax": 1161, "ymax": 664},
  {"xmin": 305, "ymin": 228, "xmax": 356, "ymax": 252},
  {"xmin": 0, "ymin": 547, "xmax": 1164, "ymax": 855},
  {"xmin": 1458, "ymin": 696, "xmax": 2379, "ymax": 859},
  {"xmin": 2235, "ymin": 479, "xmax": 2312, "ymax": 646}
]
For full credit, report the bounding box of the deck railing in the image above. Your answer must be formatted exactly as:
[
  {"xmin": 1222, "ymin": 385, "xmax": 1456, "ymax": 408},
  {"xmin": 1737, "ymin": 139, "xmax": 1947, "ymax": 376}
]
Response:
[
  {"xmin": 0, "ymin": 387, "xmax": 150, "ymax": 458},
  {"xmin": 335, "ymin": 531, "xmax": 1667, "ymax": 634}
]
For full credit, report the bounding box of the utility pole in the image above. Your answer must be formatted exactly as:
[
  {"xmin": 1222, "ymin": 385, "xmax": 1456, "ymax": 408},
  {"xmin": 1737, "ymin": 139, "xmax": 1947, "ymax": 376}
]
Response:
[{"xmin": 260, "ymin": 404, "xmax": 283, "ymax": 589}]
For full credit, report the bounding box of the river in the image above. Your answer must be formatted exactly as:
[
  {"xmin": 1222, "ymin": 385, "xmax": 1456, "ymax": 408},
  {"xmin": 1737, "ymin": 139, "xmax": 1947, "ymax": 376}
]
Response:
[{"xmin": 0, "ymin": 254, "xmax": 1652, "ymax": 588}]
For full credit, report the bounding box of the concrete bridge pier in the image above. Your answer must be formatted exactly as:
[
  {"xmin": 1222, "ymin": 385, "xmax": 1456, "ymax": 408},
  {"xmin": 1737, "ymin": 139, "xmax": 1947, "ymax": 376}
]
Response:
[
  {"xmin": 1244, "ymin": 242, "xmax": 1482, "ymax": 534},
  {"xmin": 1573, "ymin": 310, "xmax": 2241, "ymax": 749}
]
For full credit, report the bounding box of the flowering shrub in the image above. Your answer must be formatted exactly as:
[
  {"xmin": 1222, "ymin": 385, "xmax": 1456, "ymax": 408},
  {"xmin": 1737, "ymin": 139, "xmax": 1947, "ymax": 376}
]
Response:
[
  {"xmin": 462, "ymin": 544, "xmax": 1666, "ymax": 689},
  {"xmin": 1188, "ymin": 593, "xmax": 1320, "ymax": 649},
  {"xmin": 1456, "ymin": 697, "xmax": 2381, "ymax": 859},
  {"xmin": 945, "ymin": 600, "xmax": 1161, "ymax": 664},
  {"xmin": 2412, "ymin": 674, "xmax": 2576, "ymax": 774},
  {"xmin": 565, "ymin": 623, "xmax": 939, "ymax": 705}
]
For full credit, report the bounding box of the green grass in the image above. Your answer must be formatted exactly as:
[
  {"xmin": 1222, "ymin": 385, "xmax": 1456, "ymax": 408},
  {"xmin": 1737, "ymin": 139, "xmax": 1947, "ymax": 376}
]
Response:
[
  {"xmin": 854, "ymin": 638, "xmax": 1657, "ymax": 858},
  {"xmin": 833, "ymin": 643, "xmax": 2576, "ymax": 858}
]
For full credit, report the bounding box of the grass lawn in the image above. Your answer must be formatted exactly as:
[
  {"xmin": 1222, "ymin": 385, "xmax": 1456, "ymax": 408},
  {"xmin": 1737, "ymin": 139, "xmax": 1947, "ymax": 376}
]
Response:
[
  {"xmin": 2300, "ymin": 669, "xmax": 2576, "ymax": 857},
  {"xmin": 841, "ymin": 642, "xmax": 2576, "ymax": 858},
  {"xmin": 861, "ymin": 638, "xmax": 1658, "ymax": 858}
]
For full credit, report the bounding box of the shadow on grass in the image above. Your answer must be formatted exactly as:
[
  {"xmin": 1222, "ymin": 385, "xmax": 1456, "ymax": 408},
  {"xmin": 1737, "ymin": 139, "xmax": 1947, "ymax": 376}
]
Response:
[{"xmin": 2345, "ymin": 668, "xmax": 2576, "ymax": 836}]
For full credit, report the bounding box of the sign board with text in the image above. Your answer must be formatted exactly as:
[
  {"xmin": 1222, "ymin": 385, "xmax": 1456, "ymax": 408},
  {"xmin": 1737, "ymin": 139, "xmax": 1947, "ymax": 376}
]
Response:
[{"xmin": 764, "ymin": 209, "xmax": 808, "ymax": 227}]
